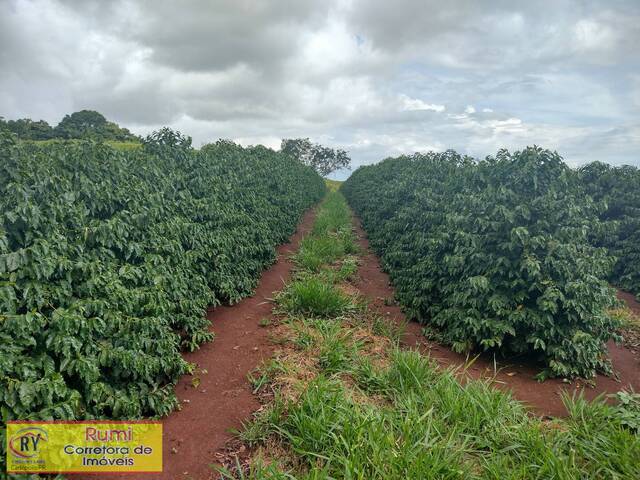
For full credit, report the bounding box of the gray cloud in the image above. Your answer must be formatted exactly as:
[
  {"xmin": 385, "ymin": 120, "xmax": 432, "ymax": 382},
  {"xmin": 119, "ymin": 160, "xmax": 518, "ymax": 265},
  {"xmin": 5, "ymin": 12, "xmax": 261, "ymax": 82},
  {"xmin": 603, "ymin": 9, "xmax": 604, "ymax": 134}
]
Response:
[
  {"xmin": 1, "ymin": 0, "xmax": 639, "ymax": 179},
  {"xmin": 129, "ymin": 0, "xmax": 331, "ymax": 73}
]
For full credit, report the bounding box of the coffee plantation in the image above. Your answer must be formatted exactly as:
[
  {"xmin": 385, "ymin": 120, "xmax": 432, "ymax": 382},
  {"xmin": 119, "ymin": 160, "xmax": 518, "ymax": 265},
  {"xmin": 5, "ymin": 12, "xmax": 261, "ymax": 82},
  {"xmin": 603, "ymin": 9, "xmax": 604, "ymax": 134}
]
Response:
[
  {"xmin": 0, "ymin": 134, "xmax": 325, "ymax": 468},
  {"xmin": 342, "ymin": 146, "xmax": 620, "ymax": 379},
  {"xmin": 577, "ymin": 162, "xmax": 640, "ymax": 300}
]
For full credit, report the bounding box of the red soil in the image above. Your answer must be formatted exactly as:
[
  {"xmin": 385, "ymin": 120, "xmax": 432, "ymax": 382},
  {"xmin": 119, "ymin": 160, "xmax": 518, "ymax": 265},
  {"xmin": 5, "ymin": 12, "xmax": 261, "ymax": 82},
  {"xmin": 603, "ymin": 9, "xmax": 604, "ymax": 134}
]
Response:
[
  {"xmin": 617, "ymin": 289, "xmax": 640, "ymax": 316},
  {"xmin": 73, "ymin": 208, "xmax": 316, "ymax": 480},
  {"xmin": 70, "ymin": 209, "xmax": 639, "ymax": 478},
  {"xmin": 353, "ymin": 221, "xmax": 640, "ymax": 418}
]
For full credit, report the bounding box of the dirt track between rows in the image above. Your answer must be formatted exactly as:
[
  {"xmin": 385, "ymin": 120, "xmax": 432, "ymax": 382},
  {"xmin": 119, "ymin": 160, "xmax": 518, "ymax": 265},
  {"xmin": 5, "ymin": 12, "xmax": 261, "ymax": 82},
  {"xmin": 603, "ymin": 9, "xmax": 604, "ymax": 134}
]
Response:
[
  {"xmin": 73, "ymin": 208, "xmax": 316, "ymax": 480},
  {"xmin": 352, "ymin": 219, "xmax": 640, "ymax": 418},
  {"xmin": 72, "ymin": 208, "xmax": 640, "ymax": 479}
]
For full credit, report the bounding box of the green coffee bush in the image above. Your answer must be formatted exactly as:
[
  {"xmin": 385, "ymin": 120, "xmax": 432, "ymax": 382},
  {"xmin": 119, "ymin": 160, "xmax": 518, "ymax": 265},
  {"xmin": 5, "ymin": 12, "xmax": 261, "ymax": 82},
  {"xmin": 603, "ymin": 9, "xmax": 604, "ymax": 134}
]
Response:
[
  {"xmin": 343, "ymin": 147, "xmax": 618, "ymax": 379},
  {"xmin": 0, "ymin": 134, "xmax": 324, "ymax": 472}
]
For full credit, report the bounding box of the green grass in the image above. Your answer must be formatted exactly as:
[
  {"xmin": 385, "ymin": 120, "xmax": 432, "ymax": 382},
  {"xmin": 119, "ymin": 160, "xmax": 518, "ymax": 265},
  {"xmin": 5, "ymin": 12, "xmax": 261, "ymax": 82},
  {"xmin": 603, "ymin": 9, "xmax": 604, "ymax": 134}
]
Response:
[
  {"xmin": 278, "ymin": 276, "xmax": 351, "ymax": 318},
  {"xmin": 241, "ymin": 347, "xmax": 640, "ymax": 479},
  {"xmin": 370, "ymin": 314, "xmax": 406, "ymax": 344},
  {"xmin": 258, "ymin": 318, "xmax": 272, "ymax": 327},
  {"xmin": 311, "ymin": 192, "xmax": 353, "ymax": 237},
  {"xmin": 288, "ymin": 318, "xmax": 318, "ymax": 351},
  {"xmin": 104, "ymin": 140, "xmax": 142, "ymax": 151},
  {"xmin": 316, "ymin": 322, "xmax": 362, "ymax": 374},
  {"xmin": 324, "ymin": 179, "xmax": 342, "ymax": 192},
  {"xmin": 296, "ymin": 235, "xmax": 346, "ymax": 272},
  {"xmin": 224, "ymin": 191, "xmax": 640, "ymax": 480},
  {"xmin": 335, "ymin": 255, "xmax": 358, "ymax": 282},
  {"xmin": 26, "ymin": 138, "xmax": 142, "ymax": 151},
  {"xmin": 294, "ymin": 191, "xmax": 357, "ymax": 273}
]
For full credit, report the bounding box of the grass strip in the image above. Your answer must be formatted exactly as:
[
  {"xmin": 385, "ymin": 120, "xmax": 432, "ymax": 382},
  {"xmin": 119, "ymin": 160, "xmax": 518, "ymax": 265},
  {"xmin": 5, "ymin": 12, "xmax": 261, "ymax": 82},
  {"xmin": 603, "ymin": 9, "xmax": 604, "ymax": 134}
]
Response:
[{"xmin": 221, "ymin": 192, "xmax": 640, "ymax": 480}]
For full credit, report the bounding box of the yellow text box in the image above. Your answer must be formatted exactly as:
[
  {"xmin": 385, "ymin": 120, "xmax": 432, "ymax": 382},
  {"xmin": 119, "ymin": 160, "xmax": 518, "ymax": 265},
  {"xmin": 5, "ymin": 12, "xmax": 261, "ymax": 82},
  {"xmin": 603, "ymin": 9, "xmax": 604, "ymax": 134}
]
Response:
[{"xmin": 7, "ymin": 421, "xmax": 162, "ymax": 474}]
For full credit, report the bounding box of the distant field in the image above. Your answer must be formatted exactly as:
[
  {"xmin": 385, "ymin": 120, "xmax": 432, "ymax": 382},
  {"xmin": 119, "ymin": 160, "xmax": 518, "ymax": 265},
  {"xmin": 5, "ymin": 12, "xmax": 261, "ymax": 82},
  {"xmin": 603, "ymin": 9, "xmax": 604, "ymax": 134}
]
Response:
[
  {"xmin": 324, "ymin": 178, "xmax": 342, "ymax": 191},
  {"xmin": 25, "ymin": 138, "xmax": 142, "ymax": 151}
]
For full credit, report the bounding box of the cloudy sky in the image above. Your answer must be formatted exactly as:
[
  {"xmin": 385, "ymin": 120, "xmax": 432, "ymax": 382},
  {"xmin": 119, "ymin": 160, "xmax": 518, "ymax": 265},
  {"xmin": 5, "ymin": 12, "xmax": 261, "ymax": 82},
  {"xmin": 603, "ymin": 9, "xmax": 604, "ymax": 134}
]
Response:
[{"xmin": 1, "ymin": 0, "xmax": 639, "ymax": 178}]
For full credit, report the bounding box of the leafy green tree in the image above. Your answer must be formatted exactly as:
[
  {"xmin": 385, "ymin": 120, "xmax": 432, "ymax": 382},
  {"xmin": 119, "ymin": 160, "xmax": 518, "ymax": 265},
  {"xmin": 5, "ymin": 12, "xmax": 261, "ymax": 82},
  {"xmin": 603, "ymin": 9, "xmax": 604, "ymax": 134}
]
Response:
[
  {"xmin": 142, "ymin": 127, "xmax": 192, "ymax": 156},
  {"xmin": 281, "ymin": 138, "xmax": 351, "ymax": 176},
  {"xmin": 53, "ymin": 110, "xmax": 139, "ymax": 141},
  {"xmin": 1, "ymin": 117, "xmax": 54, "ymax": 140},
  {"xmin": 54, "ymin": 109, "xmax": 108, "ymax": 138},
  {"xmin": 1, "ymin": 111, "xmax": 139, "ymax": 142},
  {"xmin": 100, "ymin": 121, "xmax": 138, "ymax": 141},
  {"xmin": 27, "ymin": 119, "xmax": 55, "ymax": 140}
]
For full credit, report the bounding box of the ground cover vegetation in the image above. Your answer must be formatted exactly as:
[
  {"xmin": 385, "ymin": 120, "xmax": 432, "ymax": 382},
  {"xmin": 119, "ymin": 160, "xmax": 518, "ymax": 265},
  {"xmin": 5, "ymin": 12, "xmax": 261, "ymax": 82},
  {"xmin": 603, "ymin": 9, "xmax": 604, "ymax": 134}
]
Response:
[
  {"xmin": 224, "ymin": 191, "xmax": 640, "ymax": 480},
  {"xmin": 0, "ymin": 132, "xmax": 325, "ymax": 474},
  {"xmin": 341, "ymin": 147, "xmax": 622, "ymax": 379}
]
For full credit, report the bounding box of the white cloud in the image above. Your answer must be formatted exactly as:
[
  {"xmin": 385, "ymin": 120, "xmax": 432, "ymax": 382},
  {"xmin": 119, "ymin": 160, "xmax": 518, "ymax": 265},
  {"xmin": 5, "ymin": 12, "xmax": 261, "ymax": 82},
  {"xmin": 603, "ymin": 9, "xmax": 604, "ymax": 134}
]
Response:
[
  {"xmin": 399, "ymin": 95, "xmax": 445, "ymax": 112},
  {"xmin": 489, "ymin": 117, "xmax": 525, "ymax": 134},
  {"xmin": 233, "ymin": 136, "xmax": 282, "ymax": 150},
  {"xmin": 573, "ymin": 19, "xmax": 617, "ymax": 52},
  {"xmin": 1, "ymin": 0, "xmax": 639, "ymax": 181}
]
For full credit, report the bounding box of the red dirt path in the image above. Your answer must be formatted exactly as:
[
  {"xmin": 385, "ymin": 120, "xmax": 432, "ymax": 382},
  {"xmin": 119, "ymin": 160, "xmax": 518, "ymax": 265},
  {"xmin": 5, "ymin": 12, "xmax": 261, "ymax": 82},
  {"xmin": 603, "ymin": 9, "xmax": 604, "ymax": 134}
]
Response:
[
  {"xmin": 71, "ymin": 209, "xmax": 639, "ymax": 478},
  {"xmin": 617, "ymin": 290, "xmax": 640, "ymax": 316},
  {"xmin": 353, "ymin": 220, "xmax": 640, "ymax": 418},
  {"xmin": 73, "ymin": 208, "xmax": 316, "ymax": 480}
]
